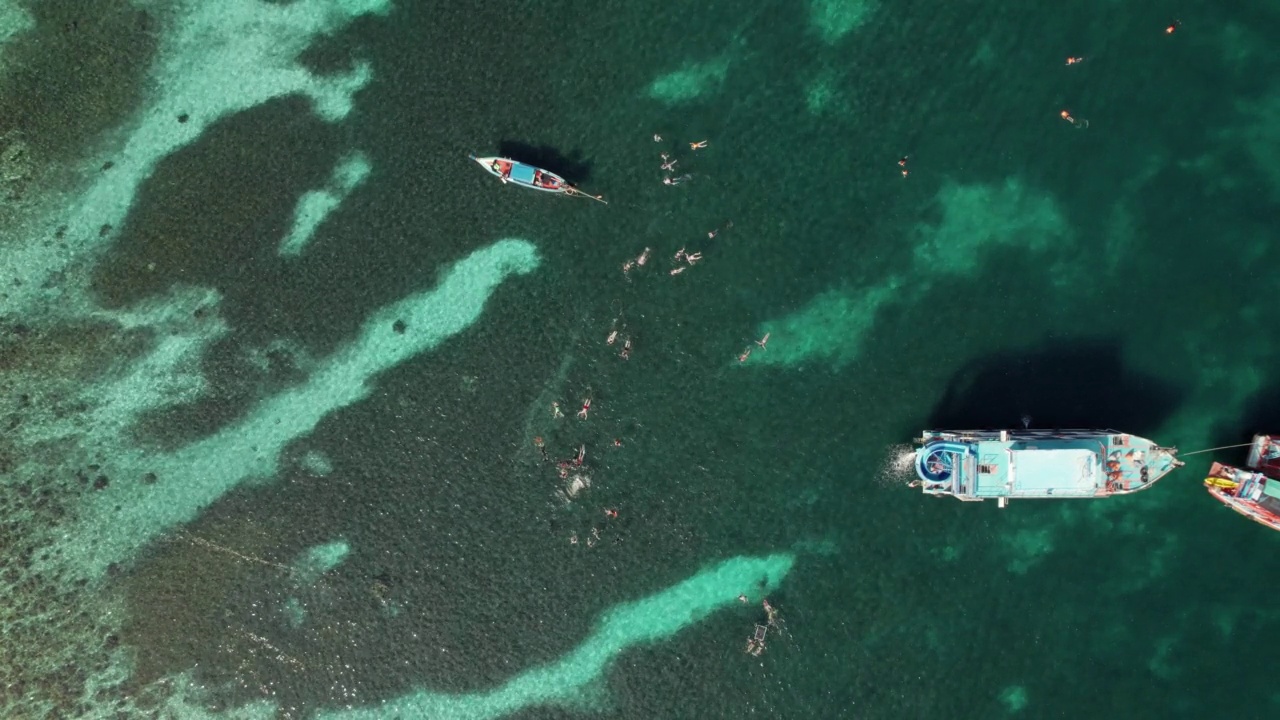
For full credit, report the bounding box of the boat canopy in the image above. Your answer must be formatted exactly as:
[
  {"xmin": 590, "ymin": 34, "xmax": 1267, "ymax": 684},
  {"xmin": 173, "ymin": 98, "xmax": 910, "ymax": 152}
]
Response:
[
  {"xmin": 1010, "ymin": 449, "xmax": 1097, "ymax": 495},
  {"xmin": 510, "ymin": 163, "xmax": 536, "ymax": 184}
]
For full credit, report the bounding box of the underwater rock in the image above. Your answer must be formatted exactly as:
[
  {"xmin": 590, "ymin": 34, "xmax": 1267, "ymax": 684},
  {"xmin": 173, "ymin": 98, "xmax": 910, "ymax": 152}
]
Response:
[{"xmin": 392, "ymin": 319, "xmax": 406, "ymax": 334}]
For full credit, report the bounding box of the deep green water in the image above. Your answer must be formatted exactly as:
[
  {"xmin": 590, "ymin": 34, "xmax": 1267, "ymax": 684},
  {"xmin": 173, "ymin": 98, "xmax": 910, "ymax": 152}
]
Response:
[{"xmin": 5, "ymin": 0, "xmax": 1280, "ymax": 718}]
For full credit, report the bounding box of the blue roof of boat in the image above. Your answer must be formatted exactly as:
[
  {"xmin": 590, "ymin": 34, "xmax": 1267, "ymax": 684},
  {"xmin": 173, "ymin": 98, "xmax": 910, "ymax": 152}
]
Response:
[{"xmin": 510, "ymin": 163, "xmax": 536, "ymax": 184}]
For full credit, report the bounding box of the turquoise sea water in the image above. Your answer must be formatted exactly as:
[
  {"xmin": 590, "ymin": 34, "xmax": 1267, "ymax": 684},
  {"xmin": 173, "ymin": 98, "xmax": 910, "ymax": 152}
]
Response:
[{"xmin": 3, "ymin": 0, "xmax": 1280, "ymax": 718}]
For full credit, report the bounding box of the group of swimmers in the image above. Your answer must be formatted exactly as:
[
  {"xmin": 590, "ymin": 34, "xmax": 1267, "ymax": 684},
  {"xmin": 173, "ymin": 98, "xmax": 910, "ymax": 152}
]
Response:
[{"xmin": 653, "ymin": 134, "xmax": 704, "ymax": 186}]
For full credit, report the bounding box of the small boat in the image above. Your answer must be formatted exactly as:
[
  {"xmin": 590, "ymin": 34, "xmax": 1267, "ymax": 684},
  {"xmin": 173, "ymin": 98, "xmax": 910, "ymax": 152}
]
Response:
[
  {"xmin": 1203, "ymin": 434, "xmax": 1280, "ymax": 532},
  {"xmin": 469, "ymin": 154, "xmax": 606, "ymax": 203},
  {"xmin": 913, "ymin": 429, "xmax": 1183, "ymax": 506}
]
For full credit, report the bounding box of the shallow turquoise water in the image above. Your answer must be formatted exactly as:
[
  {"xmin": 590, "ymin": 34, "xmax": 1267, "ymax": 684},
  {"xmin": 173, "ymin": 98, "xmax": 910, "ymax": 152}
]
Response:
[{"xmin": 3, "ymin": 0, "xmax": 1280, "ymax": 718}]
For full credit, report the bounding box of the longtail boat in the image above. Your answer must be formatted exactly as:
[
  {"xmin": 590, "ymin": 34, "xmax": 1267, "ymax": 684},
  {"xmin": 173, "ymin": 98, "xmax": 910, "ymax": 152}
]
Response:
[
  {"xmin": 1203, "ymin": 434, "xmax": 1280, "ymax": 533},
  {"xmin": 469, "ymin": 154, "xmax": 606, "ymax": 203}
]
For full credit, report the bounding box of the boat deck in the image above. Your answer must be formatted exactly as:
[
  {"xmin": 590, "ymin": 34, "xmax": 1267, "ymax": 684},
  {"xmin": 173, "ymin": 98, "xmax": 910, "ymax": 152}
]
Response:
[{"xmin": 916, "ymin": 429, "xmax": 1182, "ymax": 503}]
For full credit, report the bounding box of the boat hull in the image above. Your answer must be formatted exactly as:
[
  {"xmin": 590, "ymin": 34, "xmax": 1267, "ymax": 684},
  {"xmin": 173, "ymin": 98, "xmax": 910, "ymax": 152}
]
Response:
[
  {"xmin": 913, "ymin": 429, "xmax": 1182, "ymax": 504},
  {"xmin": 470, "ymin": 155, "xmax": 569, "ymax": 193},
  {"xmin": 1204, "ymin": 436, "xmax": 1280, "ymax": 533}
]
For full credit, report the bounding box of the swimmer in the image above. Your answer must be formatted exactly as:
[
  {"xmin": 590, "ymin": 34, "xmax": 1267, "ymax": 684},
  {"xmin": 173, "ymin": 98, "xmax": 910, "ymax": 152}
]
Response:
[
  {"xmin": 685, "ymin": 251, "xmax": 702, "ymax": 264},
  {"xmin": 551, "ymin": 401, "xmax": 564, "ymax": 419},
  {"xmin": 738, "ymin": 347, "xmax": 752, "ymax": 363},
  {"xmin": 670, "ymin": 266, "xmax": 686, "ymax": 276},
  {"xmin": 755, "ymin": 332, "xmax": 770, "ymax": 350},
  {"xmin": 1165, "ymin": 20, "xmax": 1179, "ymax": 35},
  {"xmin": 570, "ymin": 534, "xmax": 578, "ymax": 545},
  {"xmin": 660, "ymin": 154, "xmax": 678, "ymax": 172},
  {"xmin": 737, "ymin": 594, "xmax": 749, "ymax": 604},
  {"xmin": 1065, "ymin": 56, "xmax": 1084, "ymax": 65},
  {"xmin": 604, "ymin": 508, "xmax": 619, "ymax": 518},
  {"xmin": 663, "ymin": 174, "xmax": 691, "ymax": 186},
  {"xmin": 901, "ymin": 168, "xmax": 909, "ymax": 178},
  {"xmin": 690, "ymin": 140, "xmax": 708, "ymax": 150},
  {"xmin": 578, "ymin": 397, "xmax": 591, "ymax": 420},
  {"xmin": 707, "ymin": 229, "xmax": 719, "ymax": 239},
  {"xmin": 1060, "ymin": 109, "xmax": 1089, "ymax": 129},
  {"xmin": 898, "ymin": 156, "xmax": 908, "ymax": 167},
  {"xmin": 674, "ymin": 247, "xmax": 687, "ymax": 261},
  {"xmin": 653, "ymin": 133, "xmax": 663, "ymax": 142},
  {"xmin": 574, "ymin": 444, "xmax": 586, "ymax": 466},
  {"xmin": 637, "ymin": 247, "xmax": 651, "ymax": 266},
  {"xmin": 612, "ymin": 438, "xmax": 622, "ymax": 448},
  {"xmin": 607, "ymin": 329, "xmax": 619, "ymax": 345},
  {"xmin": 620, "ymin": 338, "xmax": 632, "ymax": 359}
]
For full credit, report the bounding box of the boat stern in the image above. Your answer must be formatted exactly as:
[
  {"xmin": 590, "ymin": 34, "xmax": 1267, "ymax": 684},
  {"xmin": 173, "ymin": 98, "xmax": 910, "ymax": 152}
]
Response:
[
  {"xmin": 1246, "ymin": 434, "xmax": 1280, "ymax": 478},
  {"xmin": 913, "ymin": 433, "xmax": 979, "ymax": 501}
]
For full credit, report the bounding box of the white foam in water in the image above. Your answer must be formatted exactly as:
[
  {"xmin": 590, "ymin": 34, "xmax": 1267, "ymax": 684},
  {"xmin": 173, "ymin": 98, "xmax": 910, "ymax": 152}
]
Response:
[
  {"xmin": 0, "ymin": 0, "xmax": 33, "ymax": 49},
  {"xmin": 57, "ymin": 238, "xmax": 540, "ymax": 578},
  {"xmin": 280, "ymin": 151, "xmax": 372, "ymax": 256},
  {"xmin": 876, "ymin": 443, "xmax": 918, "ymax": 487},
  {"xmin": 751, "ymin": 177, "xmax": 1069, "ymax": 369},
  {"xmin": 292, "ymin": 539, "xmax": 351, "ymax": 584},
  {"xmin": 1, "ymin": 0, "xmax": 389, "ymax": 317},
  {"xmin": 319, "ymin": 553, "xmax": 797, "ymax": 720},
  {"xmin": 809, "ymin": 0, "xmax": 878, "ymax": 44}
]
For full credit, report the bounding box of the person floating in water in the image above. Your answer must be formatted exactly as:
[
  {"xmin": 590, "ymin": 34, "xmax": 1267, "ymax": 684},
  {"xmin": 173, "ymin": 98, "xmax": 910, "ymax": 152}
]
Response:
[
  {"xmin": 690, "ymin": 140, "xmax": 708, "ymax": 150},
  {"xmin": 660, "ymin": 153, "xmax": 678, "ymax": 172},
  {"xmin": 578, "ymin": 397, "xmax": 592, "ymax": 420}
]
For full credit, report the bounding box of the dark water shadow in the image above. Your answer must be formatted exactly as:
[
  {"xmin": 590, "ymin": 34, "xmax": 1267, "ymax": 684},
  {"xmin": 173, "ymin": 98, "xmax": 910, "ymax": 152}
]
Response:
[
  {"xmin": 1211, "ymin": 376, "xmax": 1280, "ymax": 447},
  {"xmin": 495, "ymin": 140, "xmax": 593, "ymax": 184},
  {"xmin": 923, "ymin": 337, "xmax": 1184, "ymax": 437}
]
